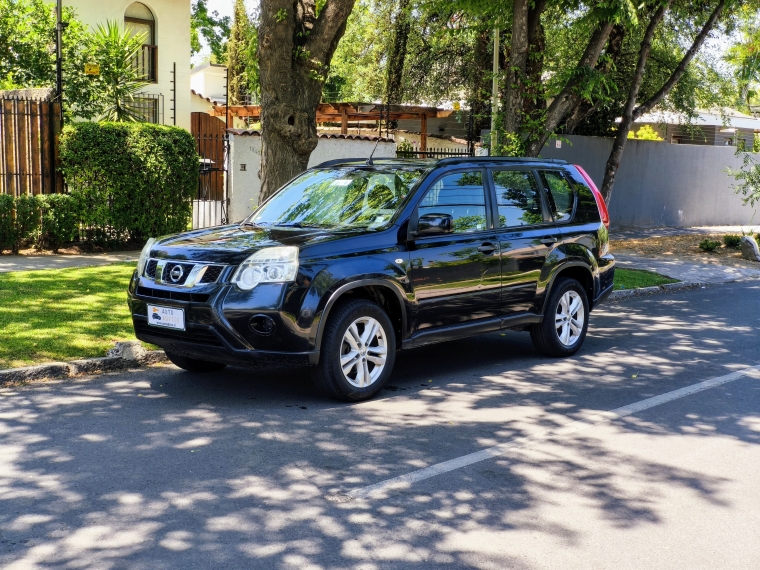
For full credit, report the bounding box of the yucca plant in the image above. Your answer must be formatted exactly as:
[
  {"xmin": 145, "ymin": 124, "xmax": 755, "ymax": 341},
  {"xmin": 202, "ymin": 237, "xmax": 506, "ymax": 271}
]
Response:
[{"xmin": 92, "ymin": 21, "xmax": 148, "ymax": 122}]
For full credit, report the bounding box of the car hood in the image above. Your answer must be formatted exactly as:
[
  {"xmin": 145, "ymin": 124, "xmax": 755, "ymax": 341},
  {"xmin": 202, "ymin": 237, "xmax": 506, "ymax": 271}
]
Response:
[{"xmin": 150, "ymin": 224, "xmax": 365, "ymax": 265}]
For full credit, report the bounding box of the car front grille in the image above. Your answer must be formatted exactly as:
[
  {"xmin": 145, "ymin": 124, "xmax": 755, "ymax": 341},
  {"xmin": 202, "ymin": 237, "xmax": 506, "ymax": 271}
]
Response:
[
  {"xmin": 200, "ymin": 265, "xmax": 224, "ymax": 283},
  {"xmin": 143, "ymin": 259, "xmax": 225, "ymax": 285},
  {"xmin": 134, "ymin": 321, "xmax": 223, "ymax": 346},
  {"xmin": 145, "ymin": 259, "xmax": 158, "ymax": 279},
  {"xmin": 136, "ymin": 286, "xmax": 210, "ymax": 303}
]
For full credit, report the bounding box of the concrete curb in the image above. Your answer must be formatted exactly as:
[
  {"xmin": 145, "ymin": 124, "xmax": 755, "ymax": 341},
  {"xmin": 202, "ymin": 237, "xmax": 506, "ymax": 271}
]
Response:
[
  {"xmin": 0, "ymin": 343, "xmax": 167, "ymax": 386},
  {"xmin": 608, "ymin": 281, "xmax": 705, "ymax": 301}
]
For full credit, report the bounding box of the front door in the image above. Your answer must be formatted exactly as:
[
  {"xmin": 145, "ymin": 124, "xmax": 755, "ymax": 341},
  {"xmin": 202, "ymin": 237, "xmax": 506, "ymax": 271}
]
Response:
[
  {"xmin": 409, "ymin": 170, "xmax": 501, "ymax": 332},
  {"xmin": 490, "ymin": 169, "xmax": 554, "ymax": 315}
]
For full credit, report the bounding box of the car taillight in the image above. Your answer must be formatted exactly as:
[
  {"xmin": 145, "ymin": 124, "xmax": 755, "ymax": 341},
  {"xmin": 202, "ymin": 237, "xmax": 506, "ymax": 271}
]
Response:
[{"xmin": 574, "ymin": 164, "xmax": 609, "ymax": 229}]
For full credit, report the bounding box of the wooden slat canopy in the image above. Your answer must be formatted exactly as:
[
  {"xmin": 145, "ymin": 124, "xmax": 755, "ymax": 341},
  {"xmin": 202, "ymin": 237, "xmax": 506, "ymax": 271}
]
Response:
[{"xmin": 210, "ymin": 102, "xmax": 454, "ymax": 151}]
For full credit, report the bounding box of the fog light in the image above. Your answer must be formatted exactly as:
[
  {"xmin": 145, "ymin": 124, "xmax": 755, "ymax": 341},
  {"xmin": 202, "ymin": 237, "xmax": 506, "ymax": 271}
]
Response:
[{"xmin": 249, "ymin": 314, "xmax": 276, "ymax": 336}]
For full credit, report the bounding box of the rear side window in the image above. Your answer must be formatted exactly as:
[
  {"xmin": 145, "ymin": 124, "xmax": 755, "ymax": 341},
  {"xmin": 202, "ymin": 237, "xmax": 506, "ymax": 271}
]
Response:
[
  {"xmin": 539, "ymin": 170, "xmax": 575, "ymax": 222},
  {"xmin": 419, "ymin": 171, "xmax": 487, "ymax": 233},
  {"xmin": 491, "ymin": 170, "xmax": 544, "ymax": 228}
]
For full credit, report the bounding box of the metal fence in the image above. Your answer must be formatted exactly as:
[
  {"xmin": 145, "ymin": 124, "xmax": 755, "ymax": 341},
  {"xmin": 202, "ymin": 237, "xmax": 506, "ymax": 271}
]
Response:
[{"xmin": 396, "ymin": 147, "xmax": 473, "ymax": 159}]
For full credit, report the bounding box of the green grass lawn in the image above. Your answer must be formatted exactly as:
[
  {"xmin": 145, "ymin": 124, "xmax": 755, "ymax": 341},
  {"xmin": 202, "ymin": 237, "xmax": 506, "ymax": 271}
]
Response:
[
  {"xmin": 614, "ymin": 268, "xmax": 679, "ymax": 291},
  {"xmin": 0, "ymin": 263, "xmax": 138, "ymax": 369}
]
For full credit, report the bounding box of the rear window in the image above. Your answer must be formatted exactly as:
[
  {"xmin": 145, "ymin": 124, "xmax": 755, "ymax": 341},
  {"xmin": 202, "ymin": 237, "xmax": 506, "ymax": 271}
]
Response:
[{"xmin": 491, "ymin": 170, "xmax": 544, "ymax": 228}]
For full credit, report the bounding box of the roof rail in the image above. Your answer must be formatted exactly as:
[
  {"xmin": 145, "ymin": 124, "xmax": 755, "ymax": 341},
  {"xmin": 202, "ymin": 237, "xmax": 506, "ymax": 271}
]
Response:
[
  {"xmin": 435, "ymin": 156, "xmax": 567, "ymax": 165},
  {"xmin": 313, "ymin": 157, "xmax": 432, "ymax": 169}
]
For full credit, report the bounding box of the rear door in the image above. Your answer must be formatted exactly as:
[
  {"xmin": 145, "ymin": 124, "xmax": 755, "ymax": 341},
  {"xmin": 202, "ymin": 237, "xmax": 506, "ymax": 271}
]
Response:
[
  {"xmin": 408, "ymin": 169, "xmax": 501, "ymax": 332},
  {"xmin": 490, "ymin": 168, "xmax": 555, "ymax": 315}
]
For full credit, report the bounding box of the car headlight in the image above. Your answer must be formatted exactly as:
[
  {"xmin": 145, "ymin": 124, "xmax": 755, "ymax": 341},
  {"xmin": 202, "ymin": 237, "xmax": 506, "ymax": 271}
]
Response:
[
  {"xmin": 137, "ymin": 238, "xmax": 156, "ymax": 277},
  {"xmin": 231, "ymin": 246, "xmax": 299, "ymax": 291}
]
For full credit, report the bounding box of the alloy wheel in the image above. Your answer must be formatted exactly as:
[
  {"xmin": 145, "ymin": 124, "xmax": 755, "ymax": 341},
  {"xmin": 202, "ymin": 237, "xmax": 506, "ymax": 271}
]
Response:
[
  {"xmin": 555, "ymin": 290, "xmax": 585, "ymax": 347},
  {"xmin": 340, "ymin": 316, "xmax": 388, "ymax": 388}
]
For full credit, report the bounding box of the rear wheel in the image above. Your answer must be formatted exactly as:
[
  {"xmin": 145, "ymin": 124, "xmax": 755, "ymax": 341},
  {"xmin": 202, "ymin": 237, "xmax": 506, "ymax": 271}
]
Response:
[
  {"xmin": 530, "ymin": 278, "xmax": 589, "ymax": 357},
  {"xmin": 311, "ymin": 299, "xmax": 396, "ymax": 402},
  {"xmin": 165, "ymin": 351, "xmax": 227, "ymax": 373}
]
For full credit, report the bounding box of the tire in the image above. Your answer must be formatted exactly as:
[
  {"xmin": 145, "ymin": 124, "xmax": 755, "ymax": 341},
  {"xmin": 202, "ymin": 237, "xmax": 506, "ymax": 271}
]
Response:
[
  {"xmin": 165, "ymin": 350, "xmax": 227, "ymax": 373},
  {"xmin": 311, "ymin": 299, "xmax": 396, "ymax": 402},
  {"xmin": 530, "ymin": 277, "xmax": 590, "ymax": 357}
]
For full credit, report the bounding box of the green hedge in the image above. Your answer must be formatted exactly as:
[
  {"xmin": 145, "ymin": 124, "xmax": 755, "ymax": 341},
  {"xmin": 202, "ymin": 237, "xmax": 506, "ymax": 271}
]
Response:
[
  {"xmin": 0, "ymin": 194, "xmax": 80, "ymax": 254},
  {"xmin": 59, "ymin": 122, "xmax": 199, "ymax": 244}
]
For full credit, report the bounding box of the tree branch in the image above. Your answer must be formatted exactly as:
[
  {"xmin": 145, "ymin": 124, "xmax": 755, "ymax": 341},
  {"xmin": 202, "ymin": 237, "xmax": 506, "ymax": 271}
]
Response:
[
  {"xmin": 304, "ymin": 0, "xmax": 356, "ymax": 65},
  {"xmin": 633, "ymin": 0, "xmax": 726, "ymax": 120}
]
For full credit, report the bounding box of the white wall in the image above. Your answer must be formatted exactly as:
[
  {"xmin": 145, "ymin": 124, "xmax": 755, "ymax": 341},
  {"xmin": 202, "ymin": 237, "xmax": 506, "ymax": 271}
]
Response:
[
  {"xmin": 190, "ymin": 64, "xmax": 227, "ymax": 102},
  {"xmin": 228, "ymin": 133, "xmax": 397, "ymax": 221},
  {"xmin": 65, "ymin": 0, "xmax": 191, "ymax": 130}
]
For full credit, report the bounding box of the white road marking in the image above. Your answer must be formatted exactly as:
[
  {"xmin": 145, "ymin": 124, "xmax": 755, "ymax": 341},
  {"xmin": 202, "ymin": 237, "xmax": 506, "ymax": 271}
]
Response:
[{"xmin": 343, "ymin": 364, "xmax": 760, "ymax": 501}]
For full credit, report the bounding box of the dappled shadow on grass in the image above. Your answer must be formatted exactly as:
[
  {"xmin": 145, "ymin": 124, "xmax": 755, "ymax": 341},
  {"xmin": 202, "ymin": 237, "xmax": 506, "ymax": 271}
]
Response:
[
  {"xmin": 1, "ymin": 284, "xmax": 759, "ymax": 568},
  {"xmin": 0, "ymin": 263, "xmax": 136, "ymax": 368}
]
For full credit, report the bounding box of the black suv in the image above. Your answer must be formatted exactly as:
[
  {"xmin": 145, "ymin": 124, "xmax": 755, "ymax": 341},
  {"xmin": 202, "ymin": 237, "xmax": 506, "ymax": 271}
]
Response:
[{"xmin": 129, "ymin": 157, "xmax": 614, "ymax": 401}]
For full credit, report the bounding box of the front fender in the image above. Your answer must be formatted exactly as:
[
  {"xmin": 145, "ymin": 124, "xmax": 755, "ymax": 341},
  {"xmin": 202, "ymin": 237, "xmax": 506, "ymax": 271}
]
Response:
[{"xmin": 298, "ymin": 256, "xmax": 411, "ymax": 354}]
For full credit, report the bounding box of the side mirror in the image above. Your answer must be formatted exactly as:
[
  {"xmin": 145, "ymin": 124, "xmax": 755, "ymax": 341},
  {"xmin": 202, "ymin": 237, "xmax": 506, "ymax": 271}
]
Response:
[{"xmin": 415, "ymin": 213, "xmax": 453, "ymax": 236}]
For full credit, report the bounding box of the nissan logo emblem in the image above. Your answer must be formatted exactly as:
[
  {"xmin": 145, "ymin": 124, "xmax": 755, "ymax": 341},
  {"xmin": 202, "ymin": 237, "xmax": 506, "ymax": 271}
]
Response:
[{"xmin": 169, "ymin": 265, "xmax": 184, "ymax": 283}]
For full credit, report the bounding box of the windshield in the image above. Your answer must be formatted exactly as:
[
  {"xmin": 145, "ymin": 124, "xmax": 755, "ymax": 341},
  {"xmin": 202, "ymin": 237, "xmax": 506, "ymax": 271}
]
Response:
[{"xmin": 246, "ymin": 166, "xmax": 427, "ymax": 230}]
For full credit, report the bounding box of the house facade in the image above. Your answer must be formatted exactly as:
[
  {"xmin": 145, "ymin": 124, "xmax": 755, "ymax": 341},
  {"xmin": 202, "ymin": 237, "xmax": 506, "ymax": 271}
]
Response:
[
  {"xmin": 631, "ymin": 109, "xmax": 760, "ymax": 147},
  {"xmin": 64, "ymin": 0, "xmax": 191, "ymax": 130}
]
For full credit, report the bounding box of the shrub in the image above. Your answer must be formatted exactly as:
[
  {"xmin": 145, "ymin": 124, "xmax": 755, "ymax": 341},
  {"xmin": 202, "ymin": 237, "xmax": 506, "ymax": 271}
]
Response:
[
  {"xmin": 699, "ymin": 238, "xmax": 721, "ymax": 252},
  {"xmin": 723, "ymin": 234, "xmax": 742, "ymax": 248},
  {"xmin": 0, "ymin": 195, "xmax": 13, "ymax": 252},
  {"xmin": 38, "ymin": 194, "xmax": 80, "ymax": 252},
  {"xmin": 59, "ymin": 122, "xmax": 199, "ymax": 244},
  {"xmin": 12, "ymin": 194, "xmax": 41, "ymax": 254}
]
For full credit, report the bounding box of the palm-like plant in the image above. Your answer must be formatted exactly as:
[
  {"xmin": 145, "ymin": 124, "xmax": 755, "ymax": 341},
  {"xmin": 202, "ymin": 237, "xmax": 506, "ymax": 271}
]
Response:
[{"xmin": 92, "ymin": 20, "xmax": 149, "ymax": 122}]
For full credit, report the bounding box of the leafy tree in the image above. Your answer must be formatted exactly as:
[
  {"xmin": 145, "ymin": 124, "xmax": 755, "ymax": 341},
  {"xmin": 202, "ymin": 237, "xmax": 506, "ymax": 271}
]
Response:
[
  {"xmin": 627, "ymin": 124, "xmax": 664, "ymax": 140},
  {"xmin": 0, "ymin": 0, "xmax": 99, "ymax": 119},
  {"xmin": 191, "ymin": 0, "xmax": 231, "ymax": 62},
  {"xmin": 92, "ymin": 21, "xmax": 148, "ymax": 122},
  {"xmin": 726, "ymin": 9, "xmax": 760, "ymax": 109},
  {"xmin": 227, "ymin": 0, "xmax": 256, "ymax": 104},
  {"xmin": 257, "ymin": 0, "xmax": 356, "ymax": 201}
]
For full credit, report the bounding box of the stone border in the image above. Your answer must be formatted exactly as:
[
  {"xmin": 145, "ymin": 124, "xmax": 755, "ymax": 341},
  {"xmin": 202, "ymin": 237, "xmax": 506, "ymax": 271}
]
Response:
[
  {"xmin": 608, "ymin": 281, "xmax": 705, "ymax": 301},
  {"xmin": 0, "ymin": 342, "xmax": 166, "ymax": 386}
]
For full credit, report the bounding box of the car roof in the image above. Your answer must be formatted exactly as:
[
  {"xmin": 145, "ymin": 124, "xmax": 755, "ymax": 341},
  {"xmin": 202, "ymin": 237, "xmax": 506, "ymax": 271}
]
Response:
[{"xmin": 313, "ymin": 156, "xmax": 568, "ymax": 169}]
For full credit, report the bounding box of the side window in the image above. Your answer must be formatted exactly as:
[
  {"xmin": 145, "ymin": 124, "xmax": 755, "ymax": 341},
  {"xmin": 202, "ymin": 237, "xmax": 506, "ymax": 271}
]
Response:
[
  {"xmin": 539, "ymin": 171, "xmax": 575, "ymax": 222},
  {"xmin": 492, "ymin": 170, "xmax": 544, "ymax": 228},
  {"xmin": 419, "ymin": 171, "xmax": 487, "ymax": 233}
]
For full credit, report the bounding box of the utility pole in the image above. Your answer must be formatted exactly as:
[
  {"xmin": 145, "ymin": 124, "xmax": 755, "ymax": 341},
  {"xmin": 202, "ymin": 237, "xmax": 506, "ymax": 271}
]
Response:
[
  {"xmin": 490, "ymin": 29, "xmax": 499, "ymax": 155},
  {"xmin": 55, "ymin": 0, "xmax": 64, "ymax": 115}
]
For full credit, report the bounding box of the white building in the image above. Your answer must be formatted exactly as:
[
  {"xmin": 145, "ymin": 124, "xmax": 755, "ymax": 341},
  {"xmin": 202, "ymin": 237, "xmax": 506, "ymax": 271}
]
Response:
[{"xmin": 64, "ymin": 0, "xmax": 191, "ymax": 130}]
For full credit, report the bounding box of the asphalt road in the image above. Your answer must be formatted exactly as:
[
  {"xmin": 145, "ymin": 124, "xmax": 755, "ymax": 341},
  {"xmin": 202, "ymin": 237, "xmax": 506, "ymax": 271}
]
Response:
[{"xmin": 1, "ymin": 282, "xmax": 759, "ymax": 569}]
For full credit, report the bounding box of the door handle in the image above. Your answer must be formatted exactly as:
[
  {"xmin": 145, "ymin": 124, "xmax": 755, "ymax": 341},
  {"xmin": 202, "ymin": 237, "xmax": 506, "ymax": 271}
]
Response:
[
  {"xmin": 540, "ymin": 237, "xmax": 558, "ymax": 245},
  {"xmin": 478, "ymin": 242, "xmax": 497, "ymax": 255}
]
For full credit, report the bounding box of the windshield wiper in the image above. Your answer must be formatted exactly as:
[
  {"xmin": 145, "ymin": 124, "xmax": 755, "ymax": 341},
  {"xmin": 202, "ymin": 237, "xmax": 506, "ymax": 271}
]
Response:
[
  {"xmin": 240, "ymin": 221, "xmax": 267, "ymax": 229},
  {"xmin": 273, "ymin": 222, "xmax": 330, "ymax": 229}
]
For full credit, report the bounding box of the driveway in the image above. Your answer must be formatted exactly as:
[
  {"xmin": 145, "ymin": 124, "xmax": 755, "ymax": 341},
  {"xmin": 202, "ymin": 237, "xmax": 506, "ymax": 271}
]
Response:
[{"xmin": 1, "ymin": 282, "xmax": 759, "ymax": 569}]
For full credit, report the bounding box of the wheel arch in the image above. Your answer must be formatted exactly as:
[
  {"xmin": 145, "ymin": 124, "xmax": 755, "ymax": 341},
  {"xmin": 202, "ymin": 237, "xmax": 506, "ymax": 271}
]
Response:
[
  {"xmin": 313, "ymin": 279, "xmax": 407, "ymax": 356},
  {"xmin": 544, "ymin": 262, "xmax": 596, "ymax": 313}
]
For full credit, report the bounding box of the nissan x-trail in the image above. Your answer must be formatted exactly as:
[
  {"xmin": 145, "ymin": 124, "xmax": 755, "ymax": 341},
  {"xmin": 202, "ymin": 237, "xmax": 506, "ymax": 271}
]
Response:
[{"xmin": 129, "ymin": 157, "xmax": 615, "ymax": 401}]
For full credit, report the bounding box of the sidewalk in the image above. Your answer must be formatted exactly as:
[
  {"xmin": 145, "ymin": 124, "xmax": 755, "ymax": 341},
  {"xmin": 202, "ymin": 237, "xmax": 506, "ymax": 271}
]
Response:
[
  {"xmin": 612, "ymin": 225, "xmax": 753, "ymax": 240},
  {"xmin": 0, "ymin": 252, "xmax": 140, "ymax": 273},
  {"xmin": 615, "ymin": 252, "xmax": 760, "ymax": 283}
]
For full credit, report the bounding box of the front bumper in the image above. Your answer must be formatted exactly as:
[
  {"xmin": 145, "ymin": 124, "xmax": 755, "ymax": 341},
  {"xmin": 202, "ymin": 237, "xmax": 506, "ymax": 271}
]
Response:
[{"xmin": 128, "ymin": 275, "xmax": 320, "ymax": 367}]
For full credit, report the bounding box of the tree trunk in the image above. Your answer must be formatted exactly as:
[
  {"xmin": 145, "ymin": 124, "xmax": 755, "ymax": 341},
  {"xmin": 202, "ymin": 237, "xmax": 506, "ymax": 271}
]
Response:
[
  {"xmin": 468, "ymin": 26, "xmax": 494, "ymax": 138},
  {"xmin": 523, "ymin": 0, "xmax": 547, "ymax": 124},
  {"xmin": 524, "ymin": 21, "xmax": 614, "ymax": 156},
  {"xmin": 385, "ymin": 0, "xmax": 411, "ymax": 116},
  {"xmin": 600, "ymin": 0, "xmax": 726, "ymax": 204},
  {"xmin": 503, "ymin": 0, "xmax": 529, "ymax": 134},
  {"xmin": 599, "ymin": 2, "xmax": 669, "ymax": 204},
  {"xmin": 258, "ymin": 0, "xmax": 355, "ymax": 201}
]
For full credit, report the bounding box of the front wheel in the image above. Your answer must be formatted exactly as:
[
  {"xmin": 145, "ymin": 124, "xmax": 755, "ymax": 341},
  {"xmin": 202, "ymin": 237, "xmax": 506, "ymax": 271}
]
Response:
[
  {"xmin": 165, "ymin": 351, "xmax": 227, "ymax": 373},
  {"xmin": 311, "ymin": 299, "xmax": 396, "ymax": 402},
  {"xmin": 530, "ymin": 278, "xmax": 590, "ymax": 357}
]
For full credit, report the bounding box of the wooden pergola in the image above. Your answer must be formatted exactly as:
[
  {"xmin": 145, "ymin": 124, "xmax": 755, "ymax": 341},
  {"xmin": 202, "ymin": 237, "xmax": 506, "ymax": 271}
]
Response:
[{"xmin": 209, "ymin": 102, "xmax": 453, "ymax": 151}]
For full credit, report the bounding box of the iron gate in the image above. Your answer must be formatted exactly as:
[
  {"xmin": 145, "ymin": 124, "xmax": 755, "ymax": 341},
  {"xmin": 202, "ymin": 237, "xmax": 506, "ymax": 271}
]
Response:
[{"xmin": 191, "ymin": 112, "xmax": 227, "ymax": 229}]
